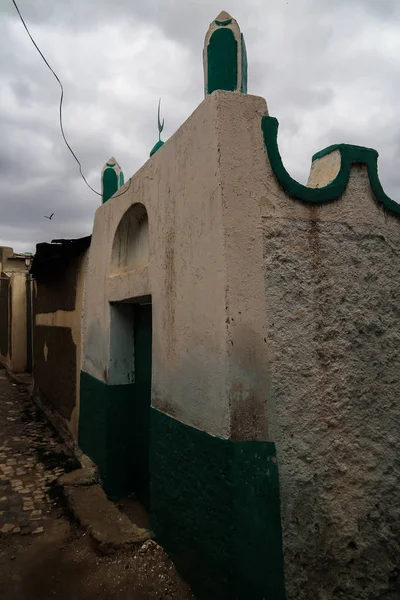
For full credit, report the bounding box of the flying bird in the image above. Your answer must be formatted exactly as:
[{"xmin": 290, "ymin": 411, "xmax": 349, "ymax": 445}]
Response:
[{"xmin": 44, "ymin": 213, "xmax": 54, "ymax": 220}]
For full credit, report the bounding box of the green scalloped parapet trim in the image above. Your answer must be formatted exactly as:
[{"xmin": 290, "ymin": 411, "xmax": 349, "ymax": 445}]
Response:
[
  {"xmin": 215, "ymin": 18, "xmax": 232, "ymax": 26},
  {"xmin": 261, "ymin": 115, "xmax": 400, "ymax": 216}
]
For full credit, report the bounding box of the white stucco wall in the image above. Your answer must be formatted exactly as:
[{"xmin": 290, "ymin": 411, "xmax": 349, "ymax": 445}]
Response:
[
  {"xmin": 82, "ymin": 91, "xmax": 271, "ymax": 440},
  {"xmin": 307, "ymin": 149, "xmax": 341, "ymax": 188}
]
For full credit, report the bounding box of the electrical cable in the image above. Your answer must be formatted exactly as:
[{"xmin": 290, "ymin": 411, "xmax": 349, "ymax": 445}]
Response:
[{"xmin": 11, "ymin": 0, "xmax": 131, "ymax": 199}]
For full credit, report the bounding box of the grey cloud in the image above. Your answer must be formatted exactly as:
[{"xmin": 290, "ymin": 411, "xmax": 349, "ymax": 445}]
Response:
[
  {"xmin": 1, "ymin": 0, "xmax": 400, "ymax": 254},
  {"xmin": 335, "ymin": 0, "xmax": 400, "ymax": 20}
]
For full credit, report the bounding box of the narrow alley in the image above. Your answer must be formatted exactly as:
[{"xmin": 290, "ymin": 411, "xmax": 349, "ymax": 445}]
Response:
[
  {"xmin": 0, "ymin": 369, "xmax": 77, "ymax": 537},
  {"xmin": 0, "ymin": 370, "xmax": 193, "ymax": 600}
]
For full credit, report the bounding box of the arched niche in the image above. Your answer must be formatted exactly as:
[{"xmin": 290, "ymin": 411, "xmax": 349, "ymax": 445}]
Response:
[{"xmin": 111, "ymin": 203, "xmax": 149, "ymax": 275}]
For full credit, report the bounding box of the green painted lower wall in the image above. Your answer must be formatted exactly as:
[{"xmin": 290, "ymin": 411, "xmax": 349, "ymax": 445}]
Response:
[
  {"xmin": 78, "ymin": 371, "xmax": 150, "ymax": 500},
  {"xmin": 151, "ymin": 408, "xmax": 286, "ymax": 600},
  {"xmin": 79, "ymin": 371, "xmax": 286, "ymax": 598}
]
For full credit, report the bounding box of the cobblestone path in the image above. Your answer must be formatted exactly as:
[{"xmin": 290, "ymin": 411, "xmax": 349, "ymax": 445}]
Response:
[
  {"xmin": 0, "ymin": 369, "xmax": 76, "ymax": 537},
  {"xmin": 0, "ymin": 369, "xmax": 194, "ymax": 599}
]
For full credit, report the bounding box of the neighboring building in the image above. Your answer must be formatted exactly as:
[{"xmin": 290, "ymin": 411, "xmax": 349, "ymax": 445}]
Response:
[
  {"xmin": 0, "ymin": 246, "xmax": 33, "ymax": 373},
  {"xmin": 30, "ymin": 237, "xmax": 90, "ymax": 441}
]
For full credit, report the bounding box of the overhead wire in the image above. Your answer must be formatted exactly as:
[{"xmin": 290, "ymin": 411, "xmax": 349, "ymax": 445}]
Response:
[{"xmin": 10, "ymin": 0, "xmax": 131, "ymax": 199}]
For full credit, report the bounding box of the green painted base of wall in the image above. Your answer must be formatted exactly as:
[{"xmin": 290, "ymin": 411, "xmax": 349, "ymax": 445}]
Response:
[
  {"xmin": 151, "ymin": 408, "xmax": 286, "ymax": 600},
  {"xmin": 79, "ymin": 374, "xmax": 286, "ymax": 597},
  {"xmin": 79, "ymin": 371, "xmax": 150, "ymax": 501}
]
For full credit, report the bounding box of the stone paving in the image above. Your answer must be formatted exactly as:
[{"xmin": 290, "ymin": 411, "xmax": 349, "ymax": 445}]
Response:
[{"xmin": 0, "ymin": 369, "xmax": 76, "ymax": 536}]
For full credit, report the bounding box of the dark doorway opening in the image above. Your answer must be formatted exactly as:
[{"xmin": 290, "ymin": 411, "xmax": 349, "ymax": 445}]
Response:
[
  {"xmin": 108, "ymin": 296, "xmax": 152, "ymax": 525},
  {"xmin": 131, "ymin": 301, "xmax": 152, "ymax": 509}
]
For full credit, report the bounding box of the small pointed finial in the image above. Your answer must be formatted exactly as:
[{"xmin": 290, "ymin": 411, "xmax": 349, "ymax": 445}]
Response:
[
  {"xmin": 150, "ymin": 98, "xmax": 165, "ymax": 157},
  {"xmin": 101, "ymin": 157, "xmax": 124, "ymax": 204},
  {"xmin": 215, "ymin": 11, "xmax": 232, "ymax": 24},
  {"xmin": 157, "ymin": 98, "xmax": 164, "ymax": 142},
  {"xmin": 203, "ymin": 12, "xmax": 248, "ymax": 96}
]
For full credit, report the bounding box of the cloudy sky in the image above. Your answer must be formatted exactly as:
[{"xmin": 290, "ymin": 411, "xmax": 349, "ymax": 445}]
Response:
[{"xmin": 1, "ymin": 0, "xmax": 400, "ymax": 253}]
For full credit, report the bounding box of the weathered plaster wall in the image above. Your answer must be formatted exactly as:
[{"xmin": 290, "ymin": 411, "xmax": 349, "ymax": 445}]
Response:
[
  {"xmin": 0, "ymin": 247, "xmax": 29, "ymax": 275},
  {"xmin": 84, "ymin": 92, "xmax": 236, "ymax": 438},
  {"xmin": 10, "ymin": 272, "xmax": 27, "ymax": 372},
  {"xmin": 34, "ymin": 250, "xmax": 88, "ymax": 439},
  {"xmin": 259, "ymin": 137, "xmax": 400, "ymax": 597},
  {"xmin": 35, "ymin": 255, "xmax": 80, "ymax": 314},
  {"xmin": 33, "ymin": 325, "xmax": 76, "ymax": 419},
  {"xmin": 110, "ymin": 203, "xmax": 149, "ymax": 275},
  {"xmin": 216, "ymin": 92, "xmax": 271, "ymax": 441},
  {"xmin": 0, "ymin": 273, "xmax": 11, "ymax": 363},
  {"xmin": 0, "ymin": 249, "xmax": 30, "ymax": 373},
  {"xmin": 83, "ymin": 92, "xmax": 273, "ymax": 441},
  {"xmin": 307, "ymin": 149, "xmax": 341, "ymax": 188},
  {"xmin": 0, "ymin": 247, "xmax": 14, "ymax": 270},
  {"xmin": 70, "ymin": 250, "xmax": 87, "ymax": 438}
]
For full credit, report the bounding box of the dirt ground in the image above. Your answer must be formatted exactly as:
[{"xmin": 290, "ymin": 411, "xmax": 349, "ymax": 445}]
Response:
[
  {"xmin": 0, "ymin": 520, "xmax": 194, "ymax": 599},
  {"xmin": 0, "ymin": 371, "xmax": 193, "ymax": 600}
]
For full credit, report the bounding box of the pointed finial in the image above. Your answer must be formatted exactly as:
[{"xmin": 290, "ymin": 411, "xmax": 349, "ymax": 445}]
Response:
[
  {"xmin": 203, "ymin": 12, "xmax": 247, "ymax": 96},
  {"xmin": 215, "ymin": 11, "xmax": 232, "ymax": 24},
  {"xmin": 158, "ymin": 98, "xmax": 164, "ymax": 141},
  {"xmin": 101, "ymin": 157, "xmax": 124, "ymax": 204},
  {"xmin": 150, "ymin": 98, "xmax": 165, "ymax": 157}
]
